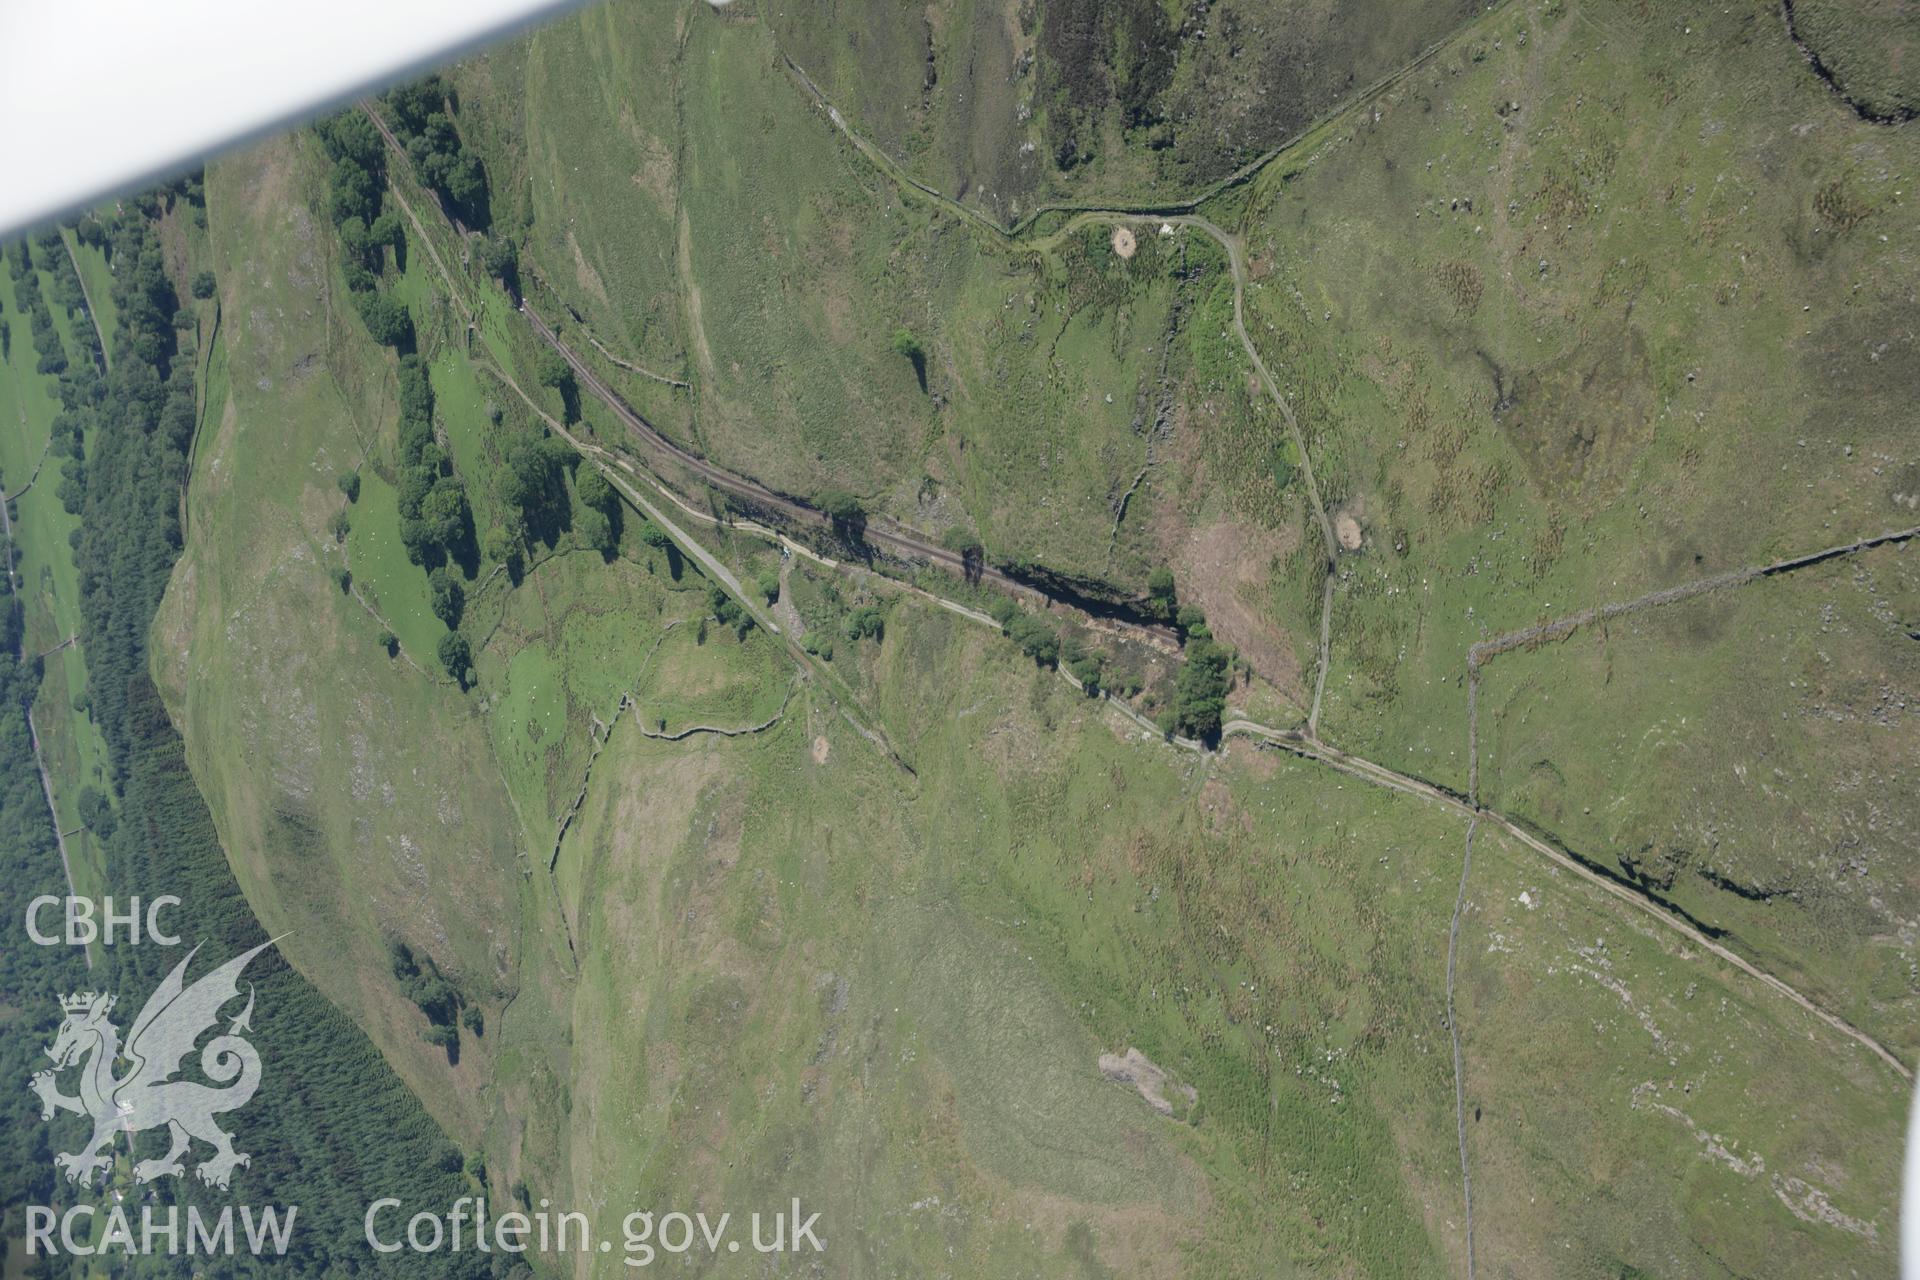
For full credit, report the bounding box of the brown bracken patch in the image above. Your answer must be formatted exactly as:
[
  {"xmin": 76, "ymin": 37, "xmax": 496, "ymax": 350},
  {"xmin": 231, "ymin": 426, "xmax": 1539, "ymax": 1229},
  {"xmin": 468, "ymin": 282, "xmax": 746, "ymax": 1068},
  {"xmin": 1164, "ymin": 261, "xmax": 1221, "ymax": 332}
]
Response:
[{"xmin": 1174, "ymin": 518, "xmax": 1305, "ymax": 701}]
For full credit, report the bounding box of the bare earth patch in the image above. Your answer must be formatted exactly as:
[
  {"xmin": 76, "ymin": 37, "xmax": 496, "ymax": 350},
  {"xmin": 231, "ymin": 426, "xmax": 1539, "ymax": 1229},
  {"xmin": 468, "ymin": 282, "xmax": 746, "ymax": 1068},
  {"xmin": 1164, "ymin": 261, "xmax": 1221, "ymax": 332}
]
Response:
[
  {"xmin": 676, "ymin": 210, "xmax": 716, "ymax": 379},
  {"xmin": 1335, "ymin": 511, "xmax": 1364, "ymax": 551},
  {"xmin": 811, "ymin": 734, "xmax": 831, "ymax": 764},
  {"xmin": 771, "ymin": 555, "xmax": 806, "ymax": 638},
  {"xmin": 1110, "ymin": 225, "xmax": 1137, "ymax": 259},
  {"xmin": 566, "ymin": 231, "xmax": 611, "ymax": 308},
  {"xmin": 1099, "ymin": 1047, "xmax": 1196, "ymax": 1117}
]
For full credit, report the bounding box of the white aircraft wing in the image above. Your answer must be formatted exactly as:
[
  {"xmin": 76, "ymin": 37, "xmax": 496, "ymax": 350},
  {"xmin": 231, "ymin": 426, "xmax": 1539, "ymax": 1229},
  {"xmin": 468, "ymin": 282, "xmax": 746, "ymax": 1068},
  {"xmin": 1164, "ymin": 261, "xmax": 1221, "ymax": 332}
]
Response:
[{"xmin": 0, "ymin": 0, "xmax": 583, "ymax": 235}]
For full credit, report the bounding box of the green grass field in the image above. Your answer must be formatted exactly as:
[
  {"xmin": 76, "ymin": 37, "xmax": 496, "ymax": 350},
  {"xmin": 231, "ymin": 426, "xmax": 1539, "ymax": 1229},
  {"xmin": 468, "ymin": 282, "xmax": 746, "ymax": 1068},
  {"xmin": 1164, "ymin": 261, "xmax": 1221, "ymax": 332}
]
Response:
[
  {"xmin": 473, "ymin": 539, "xmax": 722, "ymax": 863},
  {"xmin": 1458, "ymin": 819, "xmax": 1900, "ymax": 1277},
  {"xmin": 344, "ymin": 465, "xmax": 446, "ymax": 660},
  {"xmin": 0, "ymin": 268, "xmax": 114, "ymax": 906}
]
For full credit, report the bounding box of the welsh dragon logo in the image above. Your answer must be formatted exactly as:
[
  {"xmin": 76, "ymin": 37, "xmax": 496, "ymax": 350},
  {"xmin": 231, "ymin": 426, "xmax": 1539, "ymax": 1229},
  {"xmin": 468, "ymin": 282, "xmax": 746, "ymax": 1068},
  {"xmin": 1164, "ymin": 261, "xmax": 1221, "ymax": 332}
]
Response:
[{"xmin": 29, "ymin": 939, "xmax": 276, "ymax": 1191}]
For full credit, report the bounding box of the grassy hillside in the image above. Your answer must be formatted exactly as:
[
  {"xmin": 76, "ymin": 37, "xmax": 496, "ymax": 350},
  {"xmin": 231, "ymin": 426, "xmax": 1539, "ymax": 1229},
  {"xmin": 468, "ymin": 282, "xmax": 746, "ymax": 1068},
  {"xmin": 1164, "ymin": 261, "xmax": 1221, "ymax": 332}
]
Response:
[
  {"xmin": 159, "ymin": 160, "xmax": 1906, "ymax": 1264},
  {"xmin": 173, "ymin": 490, "xmax": 1904, "ymax": 1277},
  {"xmin": 1227, "ymin": 0, "xmax": 1920, "ymax": 782},
  {"xmin": 1457, "ymin": 819, "xmax": 1901, "ymax": 1276},
  {"xmin": 455, "ymin": 4, "xmax": 1287, "ymax": 596},
  {"xmin": 1477, "ymin": 545, "xmax": 1920, "ymax": 1057},
  {"xmin": 1170, "ymin": 0, "xmax": 1920, "ymax": 1034},
  {"xmin": 132, "ymin": 0, "xmax": 1920, "ymax": 1274},
  {"xmin": 154, "ymin": 137, "xmax": 533, "ymax": 1135},
  {"xmin": 1788, "ymin": 0, "xmax": 1920, "ymax": 121},
  {"xmin": 766, "ymin": 0, "xmax": 1480, "ymax": 222}
]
